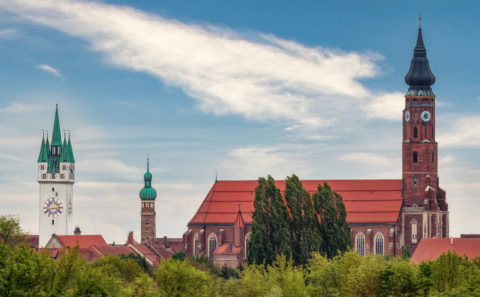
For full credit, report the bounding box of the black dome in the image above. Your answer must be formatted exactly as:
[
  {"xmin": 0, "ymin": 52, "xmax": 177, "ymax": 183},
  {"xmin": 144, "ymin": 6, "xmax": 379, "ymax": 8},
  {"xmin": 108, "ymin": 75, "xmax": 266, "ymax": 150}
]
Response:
[{"xmin": 405, "ymin": 28, "xmax": 436, "ymax": 93}]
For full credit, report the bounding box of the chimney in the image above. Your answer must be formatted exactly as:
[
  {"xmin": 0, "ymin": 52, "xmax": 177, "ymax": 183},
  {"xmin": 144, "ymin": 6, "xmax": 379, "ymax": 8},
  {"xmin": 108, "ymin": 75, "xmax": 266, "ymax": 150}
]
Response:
[
  {"xmin": 74, "ymin": 226, "xmax": 81, "ymax": 235},
  {"xmin": 126, "ymin": 231, "xmax": 134, "ymax": 245}
]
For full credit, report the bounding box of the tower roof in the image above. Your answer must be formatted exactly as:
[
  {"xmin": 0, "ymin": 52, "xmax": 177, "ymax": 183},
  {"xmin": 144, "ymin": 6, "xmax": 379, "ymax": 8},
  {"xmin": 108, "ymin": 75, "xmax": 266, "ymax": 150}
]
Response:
[
  {"xmin": 140, "ymin": 157, "xmax": 156, "ymax": 200},
  {"xmin": 67, "ymin": 133, "xmax": 75, "ymax": 163},
  {"xmin": 405, "ymin": 24, "xmax": 436, "ymax": 96},
  {"xmin": 60, "ymin": 135, "xmax": 68, "ymax": 162},
  {"xmin": 51, "ymin": 104, "xmax": 62, "ymax": 146},
  {"xmin": 37, "ymin": 134, "xmax": 47, "ymax": 163}
]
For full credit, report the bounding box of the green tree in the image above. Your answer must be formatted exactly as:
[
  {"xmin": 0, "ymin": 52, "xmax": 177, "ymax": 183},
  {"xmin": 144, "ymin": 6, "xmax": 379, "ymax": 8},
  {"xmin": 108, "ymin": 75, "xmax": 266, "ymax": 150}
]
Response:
[
  {"xmin": 313, "ymin": 182, "xmax": 351, "ymax": 258},
  {"xmin": 379, "ymin": 258, "xmax": 418, "ymax": 296},
  {"xmin": 155, "ymin": 258, "xmax": 212, "ymax": 297},
  {"xmin": 401, "ymin": 245, "xmax": 411, "ymax": 260},
  {"xmin": 284, "ymin": 174, "xmax": 321, "ymax": 266},
  {"xmin": 0, "ymin": 215, "xmax": 25, "ymax": 247},
  {"xmin": 248, "ymin": 176, "xmax": 290, "ymax": 266}
]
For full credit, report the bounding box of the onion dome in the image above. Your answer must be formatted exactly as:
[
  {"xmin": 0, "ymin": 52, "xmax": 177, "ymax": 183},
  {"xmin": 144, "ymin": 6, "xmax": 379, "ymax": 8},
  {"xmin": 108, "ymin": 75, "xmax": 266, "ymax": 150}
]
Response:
[
  {"xmin": 405, "ymin": 24, "xmax": 436, "ymax": 96},
  {"xmin": 139, "ymin": 157, "xmax": 157, "ymax": 200}
]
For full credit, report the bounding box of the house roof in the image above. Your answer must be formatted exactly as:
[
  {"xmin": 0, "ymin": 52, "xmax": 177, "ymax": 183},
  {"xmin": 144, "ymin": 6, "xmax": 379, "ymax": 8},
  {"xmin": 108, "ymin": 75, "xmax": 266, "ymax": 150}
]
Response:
[
  {"xmin": 411, "ymin": 238, "xmax": 480, "ymax": 263},
  {"xmin": 189, "ymin": 179, "xmax": 402, "ymax": 225},
  {"xmin": 55, "ymin": 235, "xmax": 107, "ymax": 248},
  {"xmin": 214, "ymin": 243, "xmax": 243, "ymax": 256}
]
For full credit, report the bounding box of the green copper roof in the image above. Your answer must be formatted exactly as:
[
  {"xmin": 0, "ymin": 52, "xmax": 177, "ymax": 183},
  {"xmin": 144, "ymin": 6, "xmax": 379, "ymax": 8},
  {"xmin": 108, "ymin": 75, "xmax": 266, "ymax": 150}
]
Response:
[
  {"xmin": 51, "ymin": 105, "xmax": 62, "ymax": 146},
  {"xmin": 67, "ymin": 134, "xmax": 75, "ymax": 163},
  {"xmin": 37, "ymin": 135, "xmax": 46, "ymax": 163},
  {"xmin": 45, "ymin": 136, "xmax": 51, "ymax": 157},
  {"xmin": 60, "ymin": 137, "xmax": 68, "ymax": 162},
  {"xmin": 140, "ymin": 157, "xmax": 156, "ymax": 200}
]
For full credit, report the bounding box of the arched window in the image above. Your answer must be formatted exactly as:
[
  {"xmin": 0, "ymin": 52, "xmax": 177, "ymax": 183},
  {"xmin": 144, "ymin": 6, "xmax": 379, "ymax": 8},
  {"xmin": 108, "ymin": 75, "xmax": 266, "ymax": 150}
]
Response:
[
  {"xmin": 208, "ymin": 233, "xmax": 217, "ymax": 258},
  {"xmin": 245, "ymin": 232, "xmax": 251, "ymax": 259},
  {"xmin": 414, "ymin": 127, "xmax": 418, "ymax": 138},
  {"xmin": 411, "ymin": 219, "xmax": 418, "ymax": 244},
  {"xmin": 193, "ymin": 233, "xmax": 199, "ymax": 256},
  {"xmin": 413, "ymin": 151, "xmax": 418, "ymax": 163},
  {"xmin": 355, "ymin": 232, "xmax": 365, "ymax": 256},
  {"xmin": 374, "ymin": 232, "xmax": 384, "ymax": 255},
  {"xmin": 413, "ymin": 176, "xmax": 418, "ymax": 187},
  {"xmin": 432, "ymin": 152, "xmax": 434, "ymax": 162}
]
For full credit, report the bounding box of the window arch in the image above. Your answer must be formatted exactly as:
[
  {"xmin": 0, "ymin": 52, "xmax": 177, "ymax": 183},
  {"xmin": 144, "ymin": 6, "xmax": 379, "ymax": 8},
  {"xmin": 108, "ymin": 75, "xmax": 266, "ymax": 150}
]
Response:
[
  {"xmin": 193, "ymin": 233, "xmax": 199, "ymax": 256},
  {"xmin": 244, "ymin": 232, "xmax": 251, "ymax": 259},
  {"xmin": 414, "ymin": 127, "xmax": 418, "ymax": 138},
  {"xmin": 208, "ymin": 233, "xmax": 217, "ymax": 258},
  {"xmin": 411, "ymin": 219, "xmax": 418, "ymax": 244},
  {"xmin": 374, "ymin": 232, "xmax": 384, "ymax": 255},
  {"xmin": 355, "ymin": 232, "xmax": 365, "ymax": 256},
  {"xmin": 413, "ymin": 151, "xmax": 418, "ymax": 163}
]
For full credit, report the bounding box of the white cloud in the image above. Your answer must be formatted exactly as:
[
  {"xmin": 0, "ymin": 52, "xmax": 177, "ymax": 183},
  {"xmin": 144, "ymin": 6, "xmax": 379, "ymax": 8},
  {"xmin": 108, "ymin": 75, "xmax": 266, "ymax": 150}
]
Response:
[
  {"xmin": 338, "ymin": 152, "xmax": 397, "ymax": 167},
  {"xmin": 0, "ymin": 28, "xmax": 17, "ymax": 37},
  {"xmin": 438, "ymin": 115, "xmax": 480, "ymax": 147},
  {"xmin": 363, "ymin": 92, "xmax": 404, "ymax": 121},
  {"xmin": 0, "ymin": 0, "xmax": 400, "ymax": 130},
  {"xmin": 37, "ymin": 64, "xmax": 62, "ymax": 78},
  {"xmin": 0, "ymin": 102, "xmax": 47, "ymax": 113}
]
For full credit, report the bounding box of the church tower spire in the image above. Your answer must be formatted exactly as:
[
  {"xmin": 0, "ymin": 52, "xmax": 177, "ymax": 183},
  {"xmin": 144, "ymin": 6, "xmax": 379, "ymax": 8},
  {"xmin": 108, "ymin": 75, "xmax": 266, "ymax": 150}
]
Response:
[
  {"xmin": 401, "ymin": 23, "xmax": 448, "ymax": 252},
  {"xmin": 139, "ymin": 156, "xmax": 157, "ymax": 243}
]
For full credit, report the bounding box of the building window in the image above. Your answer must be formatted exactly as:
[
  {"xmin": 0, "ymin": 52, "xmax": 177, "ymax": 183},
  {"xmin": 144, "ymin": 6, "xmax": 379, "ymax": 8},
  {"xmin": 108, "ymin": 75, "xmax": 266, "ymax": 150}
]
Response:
[
  {"xmin": 411, "ymin": 219, "xmax": 418, "ymax": 244},
  {"xmin": 193, "ymin": 233, "xmax": 199, "ymax": 256},
  {"xmin": 374, "ymin": 233, "xmax": 384, "ymax": 255},
  {"xmin": 414, "ymin": 127, "xmax": 418, "ymax": 138},
  {"xmin": 60, "ymin": 174, "xmax": 65, "ymax": 179},
  {"xmin": 413, "ymin": 151, "xmax": 418, "ymax": 163},
  {"xmin": 355, "ymin": 232, "xmax": 365, "ymax": 256},
  {"xmin": 42, "ymin": 174, "xmax": 47, "ymax": 179},
  {"xmin": 245, "ymin": 232, "xmax": 251, "ymax": 259},
  {"xmin": 62, "ymin": 165, "xmax": 66, "ymax": 170},
  {"xmin": 413, "ymin": 176, "xmax": 417, "ymax": 187},
  {"xmin": 146, "ymin": 219, "xmax": 149, "ymax": 225},
  {"xmin": 208, "ymin": 233, "xmax": 217, "ymax": 258},
  {"xmin": 432, "ymin": 152, "xmax": 434, "ymax": 162}
]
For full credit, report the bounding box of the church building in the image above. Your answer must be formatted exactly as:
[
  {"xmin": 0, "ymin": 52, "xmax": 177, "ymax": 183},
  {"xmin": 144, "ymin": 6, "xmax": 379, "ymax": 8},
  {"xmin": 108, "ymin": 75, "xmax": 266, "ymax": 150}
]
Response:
[{"xmin": 183, "ymin": 25, "xmax": 449, "ymax": 266}]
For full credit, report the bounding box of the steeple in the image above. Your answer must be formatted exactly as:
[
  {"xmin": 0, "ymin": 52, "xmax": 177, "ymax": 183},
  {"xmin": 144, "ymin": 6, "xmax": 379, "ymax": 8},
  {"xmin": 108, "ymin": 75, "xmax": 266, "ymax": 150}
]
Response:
[
  {"xmin": 139, "ymin": 156, "xmax": 157, "ymax": 200},
  {"xmin": 60, "ymin": 132, "xmax": 68, "ymax": 162},
  {"xmin": 51, "ymin": 104, "xmax": 62, "ymax": 146},
  {"xmin": 37, "ymin": 132, "xmax": 47, "ymax": 163},
  {"xmin": 405, "ymin": 22, "xmax": 436, "ymax": 96},
  {"xmin": 67, "ymin": 132, "xmax": 75, "ymax": 163}
]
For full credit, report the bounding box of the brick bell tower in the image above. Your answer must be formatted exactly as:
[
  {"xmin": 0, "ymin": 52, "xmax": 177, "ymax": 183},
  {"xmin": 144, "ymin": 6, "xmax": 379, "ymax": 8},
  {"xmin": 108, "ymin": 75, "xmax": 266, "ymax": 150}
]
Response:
[
  {"xmin": 139, "ymin": 156, "xmax": 157, "ymax": 243},
  {"xmin": 401, "ymin": 21, "xmax": 448, "ymax": 252}
]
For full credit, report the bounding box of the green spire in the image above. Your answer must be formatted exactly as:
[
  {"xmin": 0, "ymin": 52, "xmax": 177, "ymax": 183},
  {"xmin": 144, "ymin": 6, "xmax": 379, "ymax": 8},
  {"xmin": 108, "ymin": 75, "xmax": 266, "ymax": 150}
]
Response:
[
  {"xmin": 45, "ymin": 132, "xmax": 51, "ymax": 157},
  {"xmin": 60, "ymin": 133, "xmax": 68, "ymax": 162},
  {"xmin": 51, "ymin": 104, "xmax": 62, "ymax": 146},
  {"xmin": 67, "ymin": 132, "xmax": 75, "ymax": 163},
  {"xmin": 37, "ymin": 132, "xmax": 46, "ymax": 163},
  {"xmin": 140, "ymin": 156, "xmax": 156, "ymax": 200}
]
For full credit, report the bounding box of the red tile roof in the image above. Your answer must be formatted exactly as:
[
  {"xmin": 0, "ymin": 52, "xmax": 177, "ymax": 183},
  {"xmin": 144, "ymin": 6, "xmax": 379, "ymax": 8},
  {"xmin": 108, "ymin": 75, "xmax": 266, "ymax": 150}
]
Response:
[
  {"xmin": 189, "ymin": 180, "xmax": 402, "ymax": 225},
  {"xmin": 411, "ymin": 238, "xmax": 480, "ymax": 263},
  {"xmin": 56, "ymin": 235, "xmax": 107, "ymax": 248}
]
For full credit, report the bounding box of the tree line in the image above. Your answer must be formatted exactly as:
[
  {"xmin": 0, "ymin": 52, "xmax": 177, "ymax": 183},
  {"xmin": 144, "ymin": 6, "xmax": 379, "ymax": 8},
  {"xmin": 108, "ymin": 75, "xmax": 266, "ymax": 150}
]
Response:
[{"xmin": 248, "ymin": 175, "xmax": 351, "ymax": 266}]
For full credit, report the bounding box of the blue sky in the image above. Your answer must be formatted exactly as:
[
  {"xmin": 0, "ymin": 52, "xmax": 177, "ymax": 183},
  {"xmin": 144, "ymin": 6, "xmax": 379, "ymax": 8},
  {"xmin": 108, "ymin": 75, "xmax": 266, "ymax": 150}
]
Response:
[{"xmin": 0, "ymin": 0, "xmax": 479, "ymax": 243}]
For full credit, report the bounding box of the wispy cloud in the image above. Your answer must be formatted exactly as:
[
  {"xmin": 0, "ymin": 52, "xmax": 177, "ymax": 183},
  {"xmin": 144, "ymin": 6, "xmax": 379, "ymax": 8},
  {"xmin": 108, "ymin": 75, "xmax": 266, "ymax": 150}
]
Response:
[
  {"xmin": 37, "ymin": 64, "xmax": 62, "ymax": 78},
  {"xmin": 438, "ymin": 115, "xmax": 480, "ymax": 147},
  {"xmin": 0, "ymin": 0, "xmax": 401, "ymax": 130},
  {"xmin": 0, "ymin": 28, "xmax": 17, "ymax": 37},
  {"xmin": 0, "ymin": 102, "xmax": 47, "ymax": 114}
]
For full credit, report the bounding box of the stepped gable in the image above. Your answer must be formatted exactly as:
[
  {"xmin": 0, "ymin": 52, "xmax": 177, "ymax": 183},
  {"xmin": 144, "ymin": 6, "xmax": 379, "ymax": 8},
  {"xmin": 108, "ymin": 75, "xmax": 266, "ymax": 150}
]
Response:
[{"xmin": 189, "ymin": 179, "xmax": 402, "ymax": 225}]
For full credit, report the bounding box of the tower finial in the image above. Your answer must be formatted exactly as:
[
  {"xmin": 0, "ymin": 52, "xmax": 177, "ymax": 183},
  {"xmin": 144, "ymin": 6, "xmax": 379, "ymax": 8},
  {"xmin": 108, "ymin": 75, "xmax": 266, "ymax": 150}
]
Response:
[
  {"xmin": 238, "ymin": 203, "xmax": 241, "ymax": 212},
  {"xmin": 418, "ymin": 14, "xmax": 422, "ymax": 30},
  {"xmin": 215, "ymin": 170, "xmax": 218, "ymax": 182},
  {"xmin": 42, "ymin": 129, "xmax": 45, "ymax": 137},
  {"xmin": 147, "ymin": 154, "xmax": 150, "ymax": 172}
]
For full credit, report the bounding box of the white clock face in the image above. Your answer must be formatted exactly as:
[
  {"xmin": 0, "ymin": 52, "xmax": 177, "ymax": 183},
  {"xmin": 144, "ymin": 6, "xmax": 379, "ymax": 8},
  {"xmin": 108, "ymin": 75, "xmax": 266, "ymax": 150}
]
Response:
[
  {"xmin": 405, "ymin": 111, "xmax": 410, "ymax": 122},
  {"xmin": 421, "ymin": 110, "xmax": 432, "ymax": 122},
  {"xmin": 43, "ymin": 197, "xmax": 63, "ymax": 218}
]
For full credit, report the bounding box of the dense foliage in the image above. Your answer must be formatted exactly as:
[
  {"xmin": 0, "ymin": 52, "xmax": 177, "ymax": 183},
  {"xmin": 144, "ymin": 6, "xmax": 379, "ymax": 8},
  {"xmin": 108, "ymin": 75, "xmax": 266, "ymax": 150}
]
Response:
[
  {"xmin": 0, "ymin": 215, "xmax": 479, "ymax": 296},
  {"xmin": 249, "ymin": 175, "xmax": 351, "ymax": 265}
]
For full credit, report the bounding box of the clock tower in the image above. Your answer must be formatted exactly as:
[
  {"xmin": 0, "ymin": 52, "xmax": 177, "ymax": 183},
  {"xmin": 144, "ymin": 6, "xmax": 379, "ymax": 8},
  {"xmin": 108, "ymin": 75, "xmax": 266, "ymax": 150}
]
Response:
[
  {"xmin": 38, "ymin": 105, "xmax": 75, "ymax": 247},
  {"xmin": 139, "ymin": 157, "xmax": 157, "ymax": 243},
  {"xmin": 401, "ymin": 23, "xmax": 448, "ymax": 251}
]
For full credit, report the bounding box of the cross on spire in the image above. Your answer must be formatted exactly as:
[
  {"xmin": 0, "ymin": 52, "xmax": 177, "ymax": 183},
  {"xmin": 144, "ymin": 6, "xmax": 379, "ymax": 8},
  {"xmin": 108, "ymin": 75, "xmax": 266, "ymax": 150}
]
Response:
[{"xmin": 419, "ymin": 14, "xmax": 422, "ymax": 29}]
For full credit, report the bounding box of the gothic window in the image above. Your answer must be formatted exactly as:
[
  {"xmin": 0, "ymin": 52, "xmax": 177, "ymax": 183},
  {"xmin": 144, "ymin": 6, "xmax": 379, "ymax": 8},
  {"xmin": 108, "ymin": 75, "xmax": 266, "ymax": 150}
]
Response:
[
  {"xmin": 374, "ymin": 232, "xmax": 384, "ymax": 255},
  {"xmin": 208, "ymin": 233, "xmax": 217, "ymax": 258},
  {"xmin": 193, "ymin": 233, "xmax": 199, "ymax": 256},
  {"xmin": 413, "ymin": 127, "xmax": 418, "ymax": 138},
  {"xmin": 413, "ymin": 151, "xmax": 418, "ymax": 163},
  {"xmin": 355, "ymin": 232, "xmax": 365, "ymax": 256},
  {"xmin": 146, "ymin": 219, "xmax": 149, "ymax": 225},
  {"xmin": 413, "ymin": 176, "xmax": 418, "ymax": 187},
  {"xmin": 411, "ymin": 219, "xmax": 418, "ymax": 244},
  {"xmin": 432, "ymin": 152, "xmax": 434, "ymax": 162},
  {"xmin": 245, "ymin": 232, "xmax": 251, "ymax": 259}
]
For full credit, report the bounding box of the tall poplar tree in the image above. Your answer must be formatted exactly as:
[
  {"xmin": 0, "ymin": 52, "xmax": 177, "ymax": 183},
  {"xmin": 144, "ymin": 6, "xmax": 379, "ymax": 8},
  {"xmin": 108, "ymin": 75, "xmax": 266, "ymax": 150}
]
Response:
[
  {"xmin": 284, "ymin": 174, "xmax": 322, "ymax": 265},
  {"xmin": 313, "ymin": 182, "xmax": 351, "ymax": 258},
  {"xmin": 248, "ymin": 175, "xmax": 290, "ymax": 265}
]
